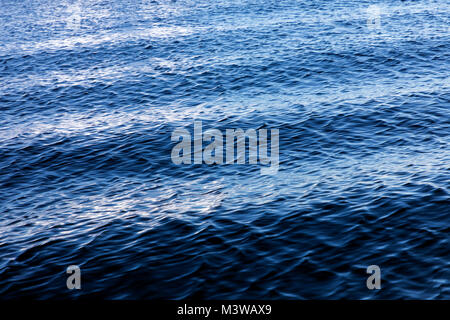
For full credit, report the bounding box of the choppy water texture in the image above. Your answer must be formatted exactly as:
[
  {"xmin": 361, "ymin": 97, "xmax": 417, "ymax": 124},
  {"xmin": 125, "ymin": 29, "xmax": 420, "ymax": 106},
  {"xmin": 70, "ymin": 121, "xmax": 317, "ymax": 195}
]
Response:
[{"xmin": 0, "ymin": 0, "xmax": 449, "ymax": 299}]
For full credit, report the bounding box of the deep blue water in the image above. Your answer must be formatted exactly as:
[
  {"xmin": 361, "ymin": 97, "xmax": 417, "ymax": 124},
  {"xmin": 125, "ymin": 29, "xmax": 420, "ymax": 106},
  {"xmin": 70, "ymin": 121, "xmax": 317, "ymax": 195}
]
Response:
[{"xmin": 0, "ymin": 0, "xmax": 449, "ymax": 299}]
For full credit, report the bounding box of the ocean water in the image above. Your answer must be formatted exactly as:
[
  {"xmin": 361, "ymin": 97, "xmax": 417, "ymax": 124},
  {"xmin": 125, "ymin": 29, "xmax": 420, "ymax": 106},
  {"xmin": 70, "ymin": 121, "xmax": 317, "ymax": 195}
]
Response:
[{"xmin": 0, "ymin": 0, "xmax": 449, "ymax": 299}]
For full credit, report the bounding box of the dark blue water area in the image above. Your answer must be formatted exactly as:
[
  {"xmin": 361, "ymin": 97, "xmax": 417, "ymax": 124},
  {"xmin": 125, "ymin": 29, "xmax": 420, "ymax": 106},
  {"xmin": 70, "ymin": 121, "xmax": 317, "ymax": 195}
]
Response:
[{"xmin": 0, "ymin": 0, "xmax": 449, "ymax": 299}]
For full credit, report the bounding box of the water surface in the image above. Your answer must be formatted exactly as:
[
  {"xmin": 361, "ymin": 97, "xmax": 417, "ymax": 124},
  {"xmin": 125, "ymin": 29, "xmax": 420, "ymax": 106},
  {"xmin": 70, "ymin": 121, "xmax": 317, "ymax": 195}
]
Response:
[{"xmin": 0, "ymin": 0, "xmax": 449, "ymax": 299}]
